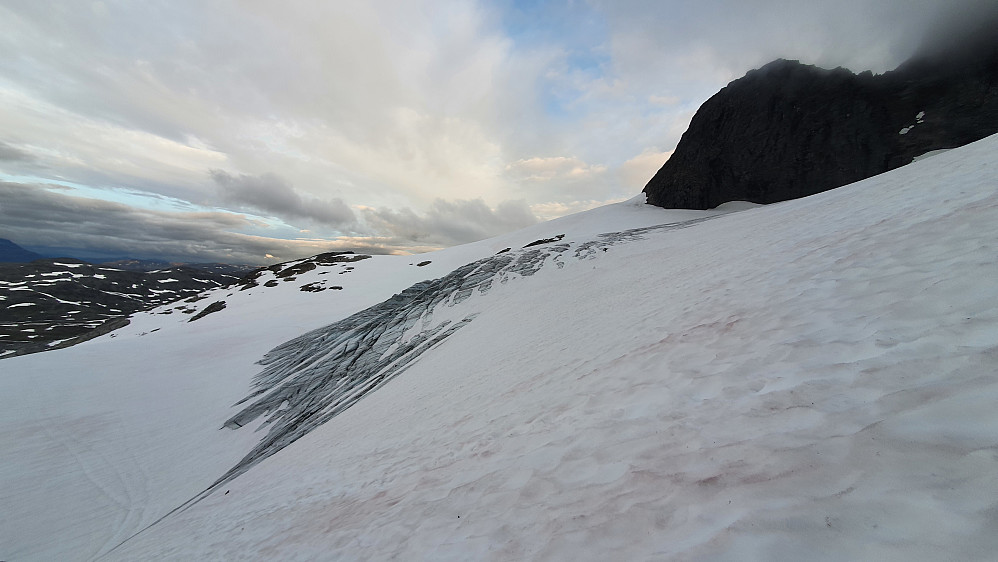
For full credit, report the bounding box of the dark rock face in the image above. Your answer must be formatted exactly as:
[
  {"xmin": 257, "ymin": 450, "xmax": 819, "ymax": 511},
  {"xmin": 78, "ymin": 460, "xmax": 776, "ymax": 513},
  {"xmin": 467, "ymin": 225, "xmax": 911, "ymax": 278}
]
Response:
[{"xmin": 644, "ymin": 37, "xmax": 998, "ymax": 209}]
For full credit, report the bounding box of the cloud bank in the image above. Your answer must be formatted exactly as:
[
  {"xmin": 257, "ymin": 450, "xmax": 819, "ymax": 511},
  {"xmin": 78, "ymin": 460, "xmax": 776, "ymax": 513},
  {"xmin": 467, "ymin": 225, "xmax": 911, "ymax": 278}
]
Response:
[
  {"xmin": 0, "ymin": 0, "xmax": 984, "ymax": 263},
  {"xmin": 210, "ymin": 170, "xmax": 356, "ymax": 227},
  {"xmin": 364, "ymin": 198, "xmax": 538, "ymax": 247}
]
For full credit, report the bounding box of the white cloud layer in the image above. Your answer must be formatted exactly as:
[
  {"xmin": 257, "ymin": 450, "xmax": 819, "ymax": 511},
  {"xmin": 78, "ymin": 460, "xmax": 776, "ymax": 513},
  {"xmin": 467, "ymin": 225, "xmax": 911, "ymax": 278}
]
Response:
[
  {"xmin": 505, "ymin": 156, "xmax": 607, "ymax": 182},
  {"xmin": 363, "ymin": 198, "xmax": 538, "ymax": 248},
  {"xmin": 0, "ymin": 0, "xmax": 985, "ymax": 262}
]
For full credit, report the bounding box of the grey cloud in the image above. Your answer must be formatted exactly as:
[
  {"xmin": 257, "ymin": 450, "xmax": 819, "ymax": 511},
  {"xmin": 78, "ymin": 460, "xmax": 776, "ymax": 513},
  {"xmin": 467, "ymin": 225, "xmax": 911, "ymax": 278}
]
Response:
[
  {"xmin": 0, "ymin": 181, "xmax": 375, "ymax": 265},
  {"xmin": 597, "ymin": 1, "xmax": 995, "ymax": 76},
  {"xmin": 0, "ymin": 141, "xmax": 34, "ymax": 162},
  {"xmin": 210, "ymin": 170, "xmax": 356, "ymax": 227},
  {"xmin": 0, "ymin": 2, "xmax": 417, "ymax": 149},
  {"xmin": 364, "ymin": 199, "xmax": 538, "ymax": 247},
  {"xmin": 914, "ymin": 0, "xmax": 998, "ymax": 60},
  {"xmin": 551, "ymin": 0, "xmax": 989, "ymax": 173},
  {"xmin": 0, "ymin": 1, "xmax": 632, "ymax": 222},
  {"xmin": 4, "ymin": 0, "xmax": 988, "ymax": 254}
]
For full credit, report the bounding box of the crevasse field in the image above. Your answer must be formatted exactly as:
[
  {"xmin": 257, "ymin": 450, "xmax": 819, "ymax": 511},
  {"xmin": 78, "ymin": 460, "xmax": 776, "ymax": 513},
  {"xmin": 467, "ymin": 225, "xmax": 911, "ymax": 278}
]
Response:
[{"xmin": 2, "ymin": 134, "xmax": 997, "ymax": 560}]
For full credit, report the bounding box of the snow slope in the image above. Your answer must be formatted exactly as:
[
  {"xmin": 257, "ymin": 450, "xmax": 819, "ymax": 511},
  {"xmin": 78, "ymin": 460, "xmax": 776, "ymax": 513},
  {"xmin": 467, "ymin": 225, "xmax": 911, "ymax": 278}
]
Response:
[{"xmin": 3, "ymin": 134, "xmax": 998, "ymax": 560}]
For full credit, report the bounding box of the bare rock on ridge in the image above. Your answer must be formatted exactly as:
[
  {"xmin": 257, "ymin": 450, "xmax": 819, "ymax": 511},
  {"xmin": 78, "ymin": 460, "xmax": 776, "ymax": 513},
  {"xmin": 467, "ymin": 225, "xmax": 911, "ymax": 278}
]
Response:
[{"xmin": 643, "ymin": 28, "xmax": 998, "ymax": 209}]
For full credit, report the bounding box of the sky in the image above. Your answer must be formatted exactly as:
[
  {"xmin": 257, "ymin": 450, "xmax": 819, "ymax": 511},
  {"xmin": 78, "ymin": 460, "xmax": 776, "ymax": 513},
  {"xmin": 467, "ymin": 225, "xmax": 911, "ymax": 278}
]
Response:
[{"xmin": 0, "ymin": 0, "xmax": 984, "ymax": 264}]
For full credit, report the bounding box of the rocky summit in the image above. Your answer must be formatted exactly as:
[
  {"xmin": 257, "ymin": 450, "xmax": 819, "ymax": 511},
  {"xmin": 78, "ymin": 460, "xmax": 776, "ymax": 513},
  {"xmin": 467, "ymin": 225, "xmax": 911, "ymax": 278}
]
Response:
[{"xmin": 643, "ymin": 26, "xmax": 998, "ymax": 209}]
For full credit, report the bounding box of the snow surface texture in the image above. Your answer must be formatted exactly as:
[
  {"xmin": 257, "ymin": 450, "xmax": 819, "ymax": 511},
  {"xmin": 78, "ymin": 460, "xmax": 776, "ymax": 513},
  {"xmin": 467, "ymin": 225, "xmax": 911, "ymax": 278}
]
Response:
[
  {"xmin": 2, "ymin": 135, "xmax": 998, "ymax": 560},
  {"xmin": 210, "ymin": 215, "xmax": 725, "ymax": 503}
]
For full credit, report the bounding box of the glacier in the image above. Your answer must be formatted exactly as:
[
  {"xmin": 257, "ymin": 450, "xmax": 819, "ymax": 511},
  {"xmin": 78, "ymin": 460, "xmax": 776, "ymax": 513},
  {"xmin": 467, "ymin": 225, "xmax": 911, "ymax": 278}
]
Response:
[{"xmin": 2, "ymin": 135, "xmax": 997, "ymax": 560}]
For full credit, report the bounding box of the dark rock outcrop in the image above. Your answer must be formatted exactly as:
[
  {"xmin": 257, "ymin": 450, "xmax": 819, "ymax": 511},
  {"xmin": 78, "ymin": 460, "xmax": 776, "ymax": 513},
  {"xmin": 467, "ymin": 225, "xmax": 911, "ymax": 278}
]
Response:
[
  {"xmin": 235, "ymin": 252, "xmax": 372, "ymax": 291},
  {"xmin": 188, "ymin": 301, "xmax": 226, "ymax": 322},
  {"xmin": 523, "ymin": 234, "xmax": 566, "ymax": 248},
  {"xmin": 643, "ymin": 30, "xmax": 998, "ymax": 209}
]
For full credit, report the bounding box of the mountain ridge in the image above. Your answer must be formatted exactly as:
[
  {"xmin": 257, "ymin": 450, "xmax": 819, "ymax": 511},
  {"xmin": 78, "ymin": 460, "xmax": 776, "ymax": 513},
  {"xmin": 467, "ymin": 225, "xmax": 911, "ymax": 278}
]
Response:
[
  {"xmin": 0, "ymin": 238, "xmax": 43, "ymax": 263},
  {"xmin": 643, "ymin": 32, "xmax": 998, "ymax": 209}
]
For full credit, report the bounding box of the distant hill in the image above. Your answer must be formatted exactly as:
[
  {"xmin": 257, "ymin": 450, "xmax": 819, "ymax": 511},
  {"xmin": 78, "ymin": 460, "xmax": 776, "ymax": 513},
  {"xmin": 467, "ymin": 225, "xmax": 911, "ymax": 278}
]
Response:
[
  {"xmin": 99, "ymin": 258, "xmax": 255, "ymax": 276},
  {"xmin": 17, "ymin": 246, "xmax": 257, "ymax": 275},
  {"xmin": 0, "ymin": 239, "xmax": 43, "ymax": 263},
  {"xmin": 0, "ymin": 259, "xmax": 245, "ymax": 358}
]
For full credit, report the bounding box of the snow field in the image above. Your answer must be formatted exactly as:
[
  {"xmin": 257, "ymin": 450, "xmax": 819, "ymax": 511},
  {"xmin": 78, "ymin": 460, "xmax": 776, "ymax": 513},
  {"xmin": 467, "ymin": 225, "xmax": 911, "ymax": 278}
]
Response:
[
  {"xmin": 1, "ymin": 134, "xmax": 997, "ymax": 560},
  {"xmin": 110, "ymin": 135, "xmax": 998, "ymax": 559},
  {"xmin": 0, "ymin": 192, "xmax": 728, "ymax": 560}
]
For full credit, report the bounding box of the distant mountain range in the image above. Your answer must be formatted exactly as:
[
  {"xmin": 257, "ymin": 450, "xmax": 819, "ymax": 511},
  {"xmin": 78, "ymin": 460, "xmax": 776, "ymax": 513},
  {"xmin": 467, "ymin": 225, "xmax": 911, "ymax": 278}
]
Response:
[
  {"xmin": 0, "ymin": 238, "xmax": 255, "ymax": 273},
  {"xmin": 97, "ymin": 259, "xmax": 255, "ymax": 276},
  {"xmin": 0, "ymin": 239, "xmax": 43, "ymax": 263},
  {"xmin": 0, "ymin": 257, "xmax": 247, "ymax": 358}
]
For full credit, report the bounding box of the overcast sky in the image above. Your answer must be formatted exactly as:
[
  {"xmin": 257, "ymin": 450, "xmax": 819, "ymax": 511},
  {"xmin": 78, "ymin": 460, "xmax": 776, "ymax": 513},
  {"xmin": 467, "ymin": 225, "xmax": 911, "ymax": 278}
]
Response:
[{"xmin": 0, "ymin": 0, "xmax": 983, "ymax": 264}]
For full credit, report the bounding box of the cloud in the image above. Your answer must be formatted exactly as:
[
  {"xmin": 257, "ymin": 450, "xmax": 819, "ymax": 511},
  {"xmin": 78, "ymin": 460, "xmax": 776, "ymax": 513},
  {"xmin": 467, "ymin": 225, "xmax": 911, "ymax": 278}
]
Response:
[
  {"xmin": 503, "ymin": 155, "xmax": 623, "ymax": 207},
  {"xmin": 529, "ymin": 198, "xmax": 629, "ymax": 222},
  {"xmin": 505, "ymin": 156, "xmax": 607, "ymax": 183},
  {"xmin": 595, "ymin": 0, "xmax": 996, "ymax": 88},
  {"xmin": 648, "ymin": 95, "xmax": 680, "ymax": 106},
  {"xmin": 0, "ymin": 1, "xmax": 517, "ymax": 207},
  {"xmin": 913, "ymin": 0, "xmax": 998, "ymax": 59},
  {"xmin": 0, "ymin": 141, "xmax": 34, "ymax": 162},
  {"xmin": 0, "ymin": 0, "xmax": 988, "ymax": 263},
  {"xmin": 363, "ymin": 198, "xmax": 538, "ymax": 247},
  {"xmin": 210, "ymin": 170, "xmax": 356, "ymax": 227},
  {"xmin": 619, "ymin": 149, "xmax": 673, "ymax": 189},
  {"xmin": 0, "ymin": 87, "xmax": 229, "ymax": 201},
  {"xmin": 0, "ymin": 181, "xmax": 377, "ymax": 264}
]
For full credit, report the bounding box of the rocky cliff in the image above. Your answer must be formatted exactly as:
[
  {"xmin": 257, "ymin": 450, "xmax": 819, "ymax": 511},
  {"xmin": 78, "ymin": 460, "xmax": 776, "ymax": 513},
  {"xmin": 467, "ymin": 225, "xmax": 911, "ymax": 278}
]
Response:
[{"xmin": 643, "ymin": 30, "xmax": 998, "ymax": 209}]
